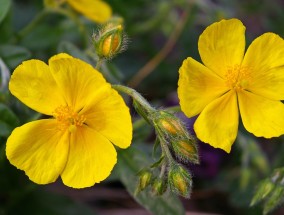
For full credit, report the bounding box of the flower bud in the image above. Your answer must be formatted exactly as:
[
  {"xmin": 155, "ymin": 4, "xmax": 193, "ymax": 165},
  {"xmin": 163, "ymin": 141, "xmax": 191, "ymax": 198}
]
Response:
[
  {"xmin": 93, "ymin": 22, "xmax": 125, "ymax": 59},
  {"xmin": 168, "ymin": 164, "xmax": 192, "ymax": 198},
  {"xmin": 152, "ymin": 178, "xmax": 167, "ymax": 196},
  {"xmin": 172, "ymin": 139, "xmax": 199, "ymax": 164},
  {"xmin": 156, "ymin": 111, "xmax": 184, "ymax": 136},
  {"xmin": 138, "ymin": 170, "xmax": 152, "ymax": 191}
]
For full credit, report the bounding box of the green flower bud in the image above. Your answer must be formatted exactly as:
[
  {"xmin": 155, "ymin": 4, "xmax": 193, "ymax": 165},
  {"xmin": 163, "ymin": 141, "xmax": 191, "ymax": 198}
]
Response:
[
  {"xmin": 172, "ymin": 139, "xmax": 199, "ymax": 164},
  {"xmin": 156, "ymin": 111, "xmax": 185, "ymax": 136},
  {"xmin": 93, "ymin": 22, "xmax": 126, "ymax": 59},
  {"xmin": 168, "ymin": 164, "xmax": 192, "ymax": 198},
  {"xmin": 138, "ymin": 170, "xmax": 152, "ymax": 191},
  {"xmin": 152, "ymin": 178, "xmax": 167, "ymax": 196}
]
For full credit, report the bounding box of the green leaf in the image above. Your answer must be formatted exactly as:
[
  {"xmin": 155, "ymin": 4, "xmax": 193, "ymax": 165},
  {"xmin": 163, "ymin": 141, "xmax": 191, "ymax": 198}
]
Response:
[
  {"xmin": 0, "ymin": 45, "xmax": 31, "ymax": 69},
  {"xmin": 263, "ymin": 186, "xmax": 284, "ymax": 215},
  {"xmin": 152, "ymin": 138, "xmax": 160, "ymax": 157},
  {"xmin": 117, "ymin": 147, "xmax": 185, "ymax": 215},
  {"xmin": 0, "ymin": 0, "xmax": 11, "ymax": 24},
  {"xmin": 0, "ymin": 103, "xmax": 20, "ymax": 137},
  {"xmin": 150, "ymin": 155, "xmax": 165, "ymax": 168},
  {"xmin": 250, "ymin": 179, "xmax": 274, "ymax": 206},
  {"xmin": 250, "ymin": 167, "xmax": 284, "ymax": 214}
]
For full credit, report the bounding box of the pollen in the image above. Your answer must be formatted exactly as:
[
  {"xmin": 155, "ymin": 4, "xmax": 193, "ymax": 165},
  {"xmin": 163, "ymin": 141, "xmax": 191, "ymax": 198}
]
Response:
[
  {"xmin": 225, "ymin": 65, "xmax": 251, "ymax": 91},
  {"xmin": 53, "ymin": 105, "xmax": 86, "ymax": 132}
]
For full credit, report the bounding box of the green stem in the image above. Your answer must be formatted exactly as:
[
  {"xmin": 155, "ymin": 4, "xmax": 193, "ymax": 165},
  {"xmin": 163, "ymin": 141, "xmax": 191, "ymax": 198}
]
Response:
[
  {"xmin": 159, "ymin": 162, "xmax": 167, "ymax": 178},
  {"xmin": 14, "ymin": 9, "xmax": 49, "ymax": 42},
  {"xmin": 112, "ymin": 85, "xmax": 156, "ymax": 112},
  {"xmin": 155, "ymin": 127, "xmax": 174, "ymax": 163},
  {"xmin": 95, "ymin": 58, "xmax": 104, "ymax": 70},
  {"xmin": 160, "ymin": 139, "xmax": 174, "ymax": 164}
]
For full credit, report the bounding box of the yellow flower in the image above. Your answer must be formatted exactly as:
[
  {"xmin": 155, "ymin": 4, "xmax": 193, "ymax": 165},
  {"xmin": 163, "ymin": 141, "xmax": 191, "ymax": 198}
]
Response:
[
  {"xmin": 178, "ymin": 19, "xmax": 284, "ymax": 153},
  {"xmin": 44, "ymin": 0, "xmax": 112, "ymax": 23},
  {"xmin": 6, "ymin": 53, "xmax": 132, "ymax": 188},
  {"xmin": 67, "ymin": 0, "xmax": 111, "ymax": 23}
]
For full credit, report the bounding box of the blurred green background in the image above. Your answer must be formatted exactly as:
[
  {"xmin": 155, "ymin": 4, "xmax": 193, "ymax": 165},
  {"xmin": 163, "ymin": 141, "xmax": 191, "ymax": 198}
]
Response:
[{"xmin": 1, "ymin": 0, "xmax": 284, "ymax": 214}]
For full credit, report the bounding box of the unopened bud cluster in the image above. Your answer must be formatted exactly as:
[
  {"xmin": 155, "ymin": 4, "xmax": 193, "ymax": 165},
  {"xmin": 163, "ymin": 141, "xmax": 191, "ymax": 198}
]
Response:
[
  {"xmin": 154, "ymin": 111, "xmax": 199, "ymax": 164},
  {"xmin": 123, "ymin": 86, "xmax": 199, "ymax": 199},
  {"xmin": 133, "ymin": 109, "xmax": 199, "ymax": 198},
  {"xmin": 136, "ymin": 169, "xmax": 168, "ymax": 197},
  {"xmin": 93, "ymin": 19, "xmax": 126, "ymax": 59},
  {"xmin": 135, "ymin": 163, "xmax": 192, "ymax": 198}
]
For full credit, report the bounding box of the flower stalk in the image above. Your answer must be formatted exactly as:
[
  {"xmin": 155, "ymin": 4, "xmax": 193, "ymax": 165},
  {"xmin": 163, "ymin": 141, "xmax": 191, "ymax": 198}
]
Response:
[{"xmin": 113, "ymin": 84, "xmax": 198, "ymax": 198}]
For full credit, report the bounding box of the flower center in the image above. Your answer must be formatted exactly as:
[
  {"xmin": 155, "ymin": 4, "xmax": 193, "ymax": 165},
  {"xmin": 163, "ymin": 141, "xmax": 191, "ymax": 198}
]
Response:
[
  {"xmin": 53, "ymin": 105, "xmax": 86, "ymax": 132},
  {"xmin": 225, "ymin": 65, "xmax": 251, "ymax": 91}
]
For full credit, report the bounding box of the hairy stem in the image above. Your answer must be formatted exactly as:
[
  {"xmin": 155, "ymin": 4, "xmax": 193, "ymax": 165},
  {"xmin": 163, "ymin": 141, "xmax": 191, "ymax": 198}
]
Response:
[{"xmin": 112, "ymin": 84, "xmax": 155, "ymax": 112}]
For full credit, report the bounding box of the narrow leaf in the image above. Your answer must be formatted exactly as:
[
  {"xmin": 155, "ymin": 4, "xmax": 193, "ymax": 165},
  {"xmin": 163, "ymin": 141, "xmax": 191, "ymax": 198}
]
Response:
[{"xmin": 263, "ymin": 186, "xmax": 284, "ymax": 215}]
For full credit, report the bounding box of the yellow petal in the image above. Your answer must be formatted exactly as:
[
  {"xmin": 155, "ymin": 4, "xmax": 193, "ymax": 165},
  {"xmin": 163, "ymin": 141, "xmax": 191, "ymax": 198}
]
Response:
[
  {"xmin": 178, "ymin": 57, "xmax": 228, "ymax": 118},
  {"xmin": 246, "ymin": 66, "xmax": 284, "ymax": 100},
  {"xmin": 49, "ymin": 53, "xmax": 73, "ymax": 62},
  {"xmin": 238, "ymin": 90, "xmax": 284, "ymax": 138},
  {"xmin": 81, "ymin": 86, "xmax": 132, "ymax": 149},
  {"xmin": 49, "ymin": 57, "xmax": 108, "ymax": 112},
  {"xmin": 9, "ymin": 60, "xmax": 66, "ymax": 115},
  {"xmin": 61, "ymin": 126, "xmax": 117, "ymax": 188},
  {"xmin": 242, "ymin": 33, "xmax": 284, "ymax": 100},
  {"xmin": 198, "ymin": 19, "xmax": 246, "ymax": 78},
  {"xmin": 194, "ymin": 91, "xmax": 239, "ymax": 153},
  {"xmin": 243, "ymin": 33, "xmax": 284, "ymax": 75},
  {"xmin": 67, "ymin": 0, "xmax": 112, "ymax": 23},
  {"xmin": 6, "ymin": 120, "xmax": 69, "ymax": 184}
]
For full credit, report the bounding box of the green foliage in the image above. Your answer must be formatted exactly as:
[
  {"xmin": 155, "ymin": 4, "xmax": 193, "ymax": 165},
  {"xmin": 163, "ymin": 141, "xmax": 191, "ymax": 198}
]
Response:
[
  {"xmin": 251, "ymin": 167, "xmax": 284, "ymax": 214},
  {"xmin": 117, "ymin": 147, "xmax": 185, "ymax": 215},
  {"xmin": 0, "ymin": 103, "xmax": 19, "ymax": 137},
  {"xmin": 0, "ymin": 45, "xmax": 31, "ymax": 69},
  {"xmin": 0, "ymin": 0, "xmax": 11, "ymax": 24}
]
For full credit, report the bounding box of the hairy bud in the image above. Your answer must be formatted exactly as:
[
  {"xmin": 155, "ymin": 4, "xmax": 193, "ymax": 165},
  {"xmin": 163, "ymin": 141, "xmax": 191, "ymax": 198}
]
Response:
[
  {"xmin": 152, "ymin": 178, "xmax": 167, "ymax": 196},
  {"xmin": 138, "ymin": 170, "xmax": 152, "ymax": 191},
  {"xmin": 172, "ymin": 139, "xmax": 199, "ymax": 164},
  {"xmin": 168, "ymin": 164, "xmax": 192, "ymax": 198},
  {"xmin": 93, "ymin": 20, "xmax": 126, "ymax": 59}
]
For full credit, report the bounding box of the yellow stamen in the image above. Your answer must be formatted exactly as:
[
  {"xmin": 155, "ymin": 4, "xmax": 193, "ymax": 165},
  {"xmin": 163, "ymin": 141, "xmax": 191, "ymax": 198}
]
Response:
[
  {"xmin": 225, "ymin": 65, "xmax": 251, "ymax": 91},
  {"xmin": 53, "ymin": 105, "xmax": 86, "ymax": 132}
]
